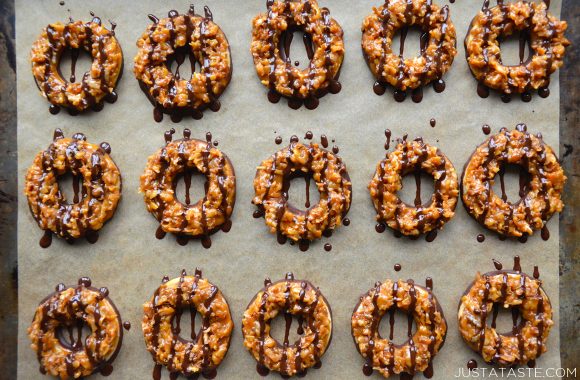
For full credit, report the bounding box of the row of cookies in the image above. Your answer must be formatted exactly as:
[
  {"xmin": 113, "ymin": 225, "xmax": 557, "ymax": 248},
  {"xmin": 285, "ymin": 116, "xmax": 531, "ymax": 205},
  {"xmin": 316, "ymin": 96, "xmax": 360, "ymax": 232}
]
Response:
[
  {"xmin": 25, "ymin": 125, "xmax": 566, "ymax": 250},
  {"xmin": 28, "ymin": 257, "xmax": 552, "ymax": 379},
  {"xmin": 31, "ymin": 0, "xmax": 570, "ymax": 118}
]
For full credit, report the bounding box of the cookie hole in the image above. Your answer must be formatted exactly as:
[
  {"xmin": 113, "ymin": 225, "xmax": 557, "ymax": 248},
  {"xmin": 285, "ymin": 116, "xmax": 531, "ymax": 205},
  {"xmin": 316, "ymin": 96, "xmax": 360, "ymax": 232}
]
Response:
[
  {"xmin": 486, "ymin": 304, "xmax": 520, "ymax": 335},
  {"xmin": 270, "ymin": 312, "xmax": 305, "ymax": 345},
  {"xmin": 59, "ymin": 48, "xmax": 93, "ymax": 83},
  {"xmin": 173, "ymin": 169, "xmax": 207, "ymax": 206},
  {"xmin": 167, "ymin": 46, "xmax": 199, "ymax": 80},
  {"xmin": 278, "ymin": 27, "xmax": 313, "ymax": 70},
  {"xmin": 399, "ymin": 170, "xmax": 435, "ymax": 207},
  {"xmin": 499, "ymin": 31, "xmax": 532, "ymax": 66},
  {"xmin": 57, "ymin": 173, "xmax": 84, "ymax": 204},
  {"xmin": 56, "ymin": 321, "xmax": 91, "ymax": 350},
  {"xmin": 286, "ymin": 172, "xmax": 320, "ymax": 210},
  {"xmin": 171, "ymin": 306, "xmax": 203, "ymax": 342},
  {"xmin": 378, "ymin": 308, "xmax": 417, "ymax": 345},
  {"xmin": 491, "ymin": 164, "xmax": 531, "ymax": 204},
  {"xmin": 391, "ymin": 26, "xmax": 425, "ymax": 60}
]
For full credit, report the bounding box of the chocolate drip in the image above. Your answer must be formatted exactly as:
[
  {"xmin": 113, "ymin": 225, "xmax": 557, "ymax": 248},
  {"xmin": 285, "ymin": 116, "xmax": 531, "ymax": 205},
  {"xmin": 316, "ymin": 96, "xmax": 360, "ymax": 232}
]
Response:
[
  {"xmin": 477, "ymin": 233, "xmax": 486, "ymax": 242},
  {"xmin": 425, "ymin": 277, "xmax": 436, "ymax": 378},
  {"xmin": 265, "ymin": 0, "xmax": 281, "ymax": 104},
  {"xmin": 513, "ymin": 256, "xmax": 522, "ymax": 272},
  {"xmin": 40, "ymin": 230, "xmax": 53, "ymax": 248},
  {"xmin": 384, "ymin": 129, "xmax": 392, "ymax": 150},
  {"xmin": 467, "ymin": 359, "xmax": 478, "ymax": 370},
  {"xmin": 394, "ymin": 263, "xmax": 402, "ymax": 271},
  {"xmin": 429, "ymin": 118, "xmax": 436, "ymax": 128},
  {"xmin": 320, "ymin": 135, "xmax": 328, "ymax": 148}
]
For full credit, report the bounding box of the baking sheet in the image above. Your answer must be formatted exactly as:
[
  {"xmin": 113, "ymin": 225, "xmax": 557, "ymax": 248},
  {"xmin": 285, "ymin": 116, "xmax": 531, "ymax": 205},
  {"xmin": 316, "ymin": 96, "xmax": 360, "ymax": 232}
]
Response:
[{"xmin": 16, "ymin": 0, "xmax": 562, "ymax": 379}]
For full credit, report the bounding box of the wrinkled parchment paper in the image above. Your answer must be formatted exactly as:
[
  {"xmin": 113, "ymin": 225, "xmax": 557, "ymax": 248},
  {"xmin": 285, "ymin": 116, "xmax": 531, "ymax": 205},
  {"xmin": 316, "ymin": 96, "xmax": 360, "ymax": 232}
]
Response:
[{"xmin": 17, "ymin": 0, "xmax": 562, "ymax": 378}]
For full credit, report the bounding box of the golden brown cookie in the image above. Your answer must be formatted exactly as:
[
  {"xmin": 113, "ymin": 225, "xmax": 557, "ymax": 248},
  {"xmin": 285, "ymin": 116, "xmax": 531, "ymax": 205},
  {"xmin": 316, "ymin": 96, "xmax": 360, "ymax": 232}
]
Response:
[
  {"xmin": 461, "ymin": 124, "xmax": 565, "ymax": 240},
  {"xmin": 242, "ymin": 273, "xmax": 332, "ymax": 377},
  {"xmin": 465, "ymin": 0, "xmax": 570, "ymax": 102},
  {"xmin": 142, "ymin": 269, "xmax": 233, "ymax": 379},
  {"xmin": 251, "ymin": 0, "xmax": 344, "ymax": 109},
  {"xmin": 252, "ymin": 137, "xmax": 351, "ymax": 251},
  {"xmin": 458, "ymin": 257, "xmax": 553, "ymax": 367},
  {"xmin": 134, "ymin": 6, "xmax": 232, "ymax": 122},
  {"xmin": 30, "ymin": 14, "xmax": 123, "ymax": 114},
  {"xmin": 362, "ymin": 0, "xmax": 457, "ymax": 102},
  {"xmin": 140, "ymin": 129, "xmax": 235, "ymax": 248},
  {"xmin": 369, "ymin": 135, "xmax": 458, "ymax": 241},
  {"xmin": 24, "ymin": 129, "xmax": 121, "ymax": 247},
  {"xmin": 28, "ymin": 277, "xmax": 123, "ymax": 379}
]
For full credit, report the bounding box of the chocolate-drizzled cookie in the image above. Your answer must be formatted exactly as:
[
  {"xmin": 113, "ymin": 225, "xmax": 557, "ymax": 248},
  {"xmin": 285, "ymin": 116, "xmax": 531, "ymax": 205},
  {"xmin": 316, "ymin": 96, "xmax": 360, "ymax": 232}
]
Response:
[
  {"xmin": 465, "ymin": 0, "xmax": 570, "ymax": 102},
  {"xmin": 134, "ymin": 6, "xmax": 232, "ymax": 122},
  {"xmin": 24, "ymin": 129, "xmax": 122, "ymax": 248},
  {"xmin": 242, "ymin": 273, "xmax": 333, "ymax": 377},
  {"xmin": 140, "ymin": 129, "xmax": 236, "ymax": 248},
  {"xmin": 458, "ymin": 257, "xmax": 553, "ymax": 367},
  {"xmin": 30, "ymin": 13, "xmax": 123, "ymax": 115},
  {"xmin": 28, "ymin": 278, "xmax": 124, "ymax": 379},
  {"xmin": 362, "ymin": 0, "xmax": 457, "ymax": 102},
  {"xmin": 251, "ymin": 0, "xmax": 344, "ymax": 110}
]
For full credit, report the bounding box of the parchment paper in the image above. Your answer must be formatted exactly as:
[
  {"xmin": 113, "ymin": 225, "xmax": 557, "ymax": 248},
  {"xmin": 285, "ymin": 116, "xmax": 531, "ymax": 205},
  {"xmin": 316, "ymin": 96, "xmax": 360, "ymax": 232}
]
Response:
[{"xmin": 16, "ymin": 0, "xmax": 562, "ymax": 379}]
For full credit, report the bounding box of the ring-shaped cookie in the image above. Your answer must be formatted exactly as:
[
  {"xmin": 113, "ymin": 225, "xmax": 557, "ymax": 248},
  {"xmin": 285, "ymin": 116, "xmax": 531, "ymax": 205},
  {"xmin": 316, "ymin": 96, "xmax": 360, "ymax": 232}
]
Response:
[
  {"xmin": 30, "ymin": 16, "xmax": 123, "ymax": 114},
  {"xmin": 140, "ymin": 129, "xmax": 236, "ymax": 247},
  {"xmin": 252, "ymin": 141, "xmax": 351, "ymax": 247},
  {"xmin": 458, "ymin": 269, "xmax": 553, "ymax": 366},
  {"xmin": 242, "ymin": 273, "xmax": 333, "ymax": 377},
  {"xmin": 28, "ymin": 278, "xmax": 123, "ymax": 379},
  {"xmin": 461, "ymin": 125, "xmax": 566, "ymax": 238},
  {"xmin": 134, "ymin": 6, "xmax": 232, "ymax": 122},
  {"xmin": 142, "ymin": 269, "xmax": 234, "ymax": 378},
  {"xmin": 369, "ymin": 137, "xmax": 458, "ymax": 237},
  {"xmin": 362, "ymin": 0, "xmax": 457, "ymax": 101},
  {"xmin": 352, "ymin": 279, "xmax": 447, "ymax": 378},
  {"xmin": 24, "ymin": 129, "xmax": 122, "ymax": 246},
  {"xmin": 251, "ymin": 0, "xmax": 344, "ymax": 109},
  {"xmin": 465, "ymin": 0, "xmax": 569, "ymax": 99}
]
